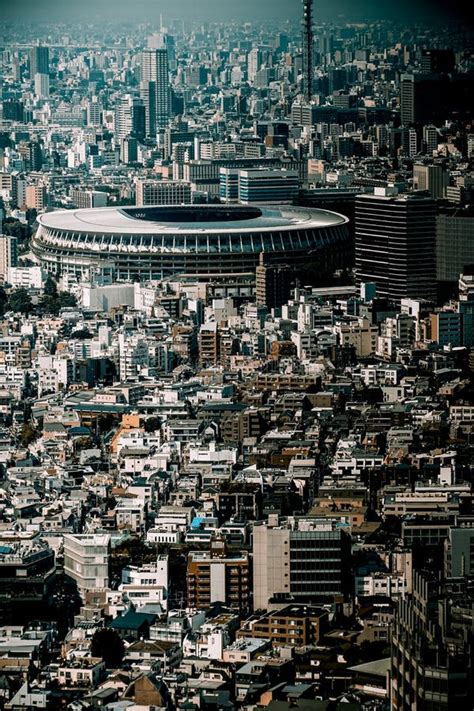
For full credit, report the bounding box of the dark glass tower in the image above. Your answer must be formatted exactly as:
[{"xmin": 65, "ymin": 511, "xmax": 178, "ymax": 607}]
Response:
[
  {"xmin": 302, "ymin": 0, "xmax": 313, "ymax": 101},
  {"xmin": 355, "ymin": 191, "xmax": 437, "ymax": 302}
]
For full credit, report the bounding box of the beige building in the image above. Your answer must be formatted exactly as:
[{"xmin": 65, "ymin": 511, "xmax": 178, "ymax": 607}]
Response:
[
  {"xmin": 25, "ymin": 183, "xmax": 47, "ymax": 210},
  {"xmin": 136, "ymin": 179, "xmax": 192, "ymax": 206},
  {"xmin": 334, "ymin": 317, "xmax": 378, "ymax": 357}
]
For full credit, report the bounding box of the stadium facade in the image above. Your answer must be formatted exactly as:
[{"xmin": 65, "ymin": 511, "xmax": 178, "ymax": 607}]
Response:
[{"xmin": 32, "ymin": 204, "xmax": 350, "ymax": 282}]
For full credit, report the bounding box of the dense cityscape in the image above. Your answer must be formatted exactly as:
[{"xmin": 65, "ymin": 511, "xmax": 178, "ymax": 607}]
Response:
[{"xmin": 0, "ymin": 1, "xmax": 473, "ymax": 709}]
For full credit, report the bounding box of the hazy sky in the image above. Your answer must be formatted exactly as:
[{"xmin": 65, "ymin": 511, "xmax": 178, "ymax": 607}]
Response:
[{"xmin": 1, "ymin": 0, "xmax": 472, "ymax": 22}]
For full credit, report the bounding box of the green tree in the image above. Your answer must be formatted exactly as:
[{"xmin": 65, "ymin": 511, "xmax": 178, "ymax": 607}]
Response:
[
  {"xmin": 44, "ymin": 274, "xmax": 58, "ymax": 298},
  {"xmin": 90, "ymin": 628, "xmax": 125, "ymax": 668},
  {"xmin": 8, "ymin": 288, "xmax": 33, "ymax": 314}
]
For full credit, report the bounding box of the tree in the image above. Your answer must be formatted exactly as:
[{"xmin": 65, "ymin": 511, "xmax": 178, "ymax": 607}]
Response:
[
  {"xmin": 8, "ymin": 288, "xmax": 33, "ymax": 314},
  {"xmin": 90, "ymin": 628, "xmax": 125, "ymax": 668},
  {"xmin": 144, "ymin": 416, "xmax": 161, "ymax": 433},
  {"xmin": 44, "ymin": 274, "xmax": 58, "ymax": 298},
  {"xmin": 20, "ymin": 423, "xmax": 39, "ymax": 447}
]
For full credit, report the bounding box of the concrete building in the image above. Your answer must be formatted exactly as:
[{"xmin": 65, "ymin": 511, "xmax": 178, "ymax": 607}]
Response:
[
  {"xmin": 355, "ymin": 189, "xmax": 437, "ymax": 302},
  {"xmin": 25, "ymin": 183, "xmax": 47, "ymax": 210},
  {"xmin": 187, "ymin": 537, "xmax": 250, "ymax": 612},
  {"xmin": 252, "ymin": 515, "xmax": 351, "ymax": 610},
  {"xmin": 436, "ymin": 207, "xmax": 474, "ymax": 283},
  {"xmin": 63, "ymin": 533, "xmax": 110, "ymax": 600},
  {"xmin": 70, "ymin": 189, "xmax": 108, "ymax": 209},
  {"xmin": 136, "ymin": 179, "xmax": 192, "ymax": 206},
  {"xmin": 413, "ymin": 163, "xmax": 448, "ymax": 199},
  {"xmin": 0, "ymin": 235, "xmax": 18, "ymax": 282}
]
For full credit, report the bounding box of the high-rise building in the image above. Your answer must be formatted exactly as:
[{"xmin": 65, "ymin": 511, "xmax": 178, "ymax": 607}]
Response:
[
  {"xmin": 136, "ymin": 179, "xmax": 192, "ymax": 206},
  {"xmin": 25, "ymin": 183, "xmax": 47, "ymax": 211},
  {"xmin": 114, "ymin": 94, "xmax": 145, "ymax": 141},
  {"xmin": 30, "ymin": 45, "xmax": 49, "ymax": 77},
  {"xmin": 256, "ymin": 253, "xmax": 293, "ymax": 309},
  {"xmin": 436, "ymin": 206, "xmax": 474, "ymax": 283},
  {"xmin": 140, "ymin": 48, "xmax": 170, "ymax": 130},
  {"xmin": 253, "ymin": 515, "xmax": 351, "ymax": 610},
  {"xmin": 391, "ymin": 572, "xmax": 473, "ymax": 710},
  {"xmin": 238, "ymin": 168, "xmax": 299, "ymax": 204},
  {"xmin": 413, "ymin": 163, "xmax": 448, "ymax": 199},
  {"xmin": 0, "ymin": 235, "xmax": 18, "ymax": 282},
  {"xmin": 34, "ymin": 73, "xmax": 49, "ymax": 99},
  {"xmin": 302, "ymin": 0, "xmax": 314, "ymax": 101},
  {"xmin": 63, "ymin": 534, "xmax": 110, "ymax": 601},
  {"xmin": 355, "ymin": 189, "xmax": 437, "ymax": 302},
  {"xmin": 421, "ymin": 48, "xmax": 455, "ymax": 74},
  {"xmin": 423, "ymin": 125, "xmax": 439, "ymax": 154},
  {"xmin": 247, "ymin": 48, "xmax": 262, "ymax": 83},
  {"xmin": 86, "ymin": 97, "xmax": 103, "ymax": 127},
  {"xmin": 400, "ymin": 72, "xmax": 452, "ymax": 126}
]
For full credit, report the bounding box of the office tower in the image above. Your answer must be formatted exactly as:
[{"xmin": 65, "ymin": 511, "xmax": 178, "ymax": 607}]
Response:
[
  {"xmin": 256, "ymin": 253, "xmax": 293, "ymax": 309},
  {"xmin": 187, "ymin": 537, "xmax": 250, "ymax": 612},
  {"xmin": 63, "ymin": 533, "xmax": 110, "ymax": 601},
  {"xmin": 436, "ymin": 207, "xmax": 474, "ymax": 283},
  {"xmin": 429, "ymin": 310, "xmax": 462, "ymax": 347},
  {"xmin": 238, "ymin": 168, "xmax": 299, "ymax": 204},
  {"xmin": 391, "ymin": 572, "xmax": 473, "ymax": 710},
  {"xmin": 34, "ymin": 73, "xmax": 49, "ymax": 99},
  {"xmin": 24, "ymin": 141, "xmax": 43, "ymax": 171},
  {"xmin": 0, "ymin": 235, "xmax": 18, "ymax": 282},
  {"xmin": 253, "ymin": 515, "xmax": 351, "ymax": 610},
  {"xmin": 140, "ymin": 48, "xmax": 170, "ymax": 130},
  {"xmin": 423, "ymin": 125, "xmax": 439, "ymax": 154},
  {"xmin": 421, "ymin": 48, "xmax": 455, "ymax": 74},
  {"xmin": 114, "ymin": 94, "xmax": 145, "ymax": 141},
  {"xmin": 247, "ymin": 48, "xmax": 262, "ymax": 83},
  {"xmin": 400, "ymin": 74, "xmax": 415, "ymax": 125},
  {"xmin": 120, "ymin": 136, "xmax": 137, "ymax": 164},
  {"xmin": 86, "ymin": 97, "xmax": 103, "ymax": 127},
  {"xmin": 136, "ymin": 179, "xmax": 192, "ymax": 206},
  {"xmin": 30, "ymin": 45, "xmax": 49, "ymax": 77},
  {"xmin": 302, "ymin": 0, "xmax": 314, "ymax": 100},
  {"xmin": 140, "ymin": 80, "xmax": 157, "ymax": 137},
  {"xmin": 400, "ymin": 72, "xmax": 452, "ymax": 126},
  {"xmin": 355, "ymin": 189, "xmax": 437, "ymax": 302},
  {"xmin": 413, "ymin": 163, "xmax": 448, "ymax": 199}
]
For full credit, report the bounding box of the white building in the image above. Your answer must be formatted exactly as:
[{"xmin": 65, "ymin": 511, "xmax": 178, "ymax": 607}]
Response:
[{"xmin": 63, "ymin": 533, "xmax": 111, "ymax": 600}]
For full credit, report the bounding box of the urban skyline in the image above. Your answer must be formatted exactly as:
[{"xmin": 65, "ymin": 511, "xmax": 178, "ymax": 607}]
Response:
[{"xmin": 0, "ymin": 0, "xmax": 473, "ymax": 709}]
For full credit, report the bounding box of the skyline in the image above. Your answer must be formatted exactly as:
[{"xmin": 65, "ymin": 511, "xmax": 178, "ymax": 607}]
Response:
[{"xmin": 2, "ymin": 0, "xmax": 473, "ymax": 23}]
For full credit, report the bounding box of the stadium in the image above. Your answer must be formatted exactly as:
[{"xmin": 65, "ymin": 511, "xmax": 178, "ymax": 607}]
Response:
[{"xmin": 32, "ymin": 204, "xmax": 350, "ymax": 282}]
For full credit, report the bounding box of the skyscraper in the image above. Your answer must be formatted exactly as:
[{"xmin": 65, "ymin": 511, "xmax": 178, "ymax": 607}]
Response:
[
  {"xmin": 391, "ymin": 572, "xmax": 473, "ymax": 710},
  {"xmin": 114, "ymin": 95, "xmax": 145, "ymax": 141},
  {"xmin": 400, "ymin": 73, "xmax": 415, "ymax": 125},
  {"xmin": 355, "ymin": 188, "xmax": 437, "ymax": 302},
  {"xmin": 30, "ymin": 45, "xmax": 49, "ymax": 78},
  {"xmin": 302, "ymin": 0, "xmax": 314, "ymax": 101},
  {"xmin": 140, "ymin": 48, "xmax": 171, "ymax": 131}
]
